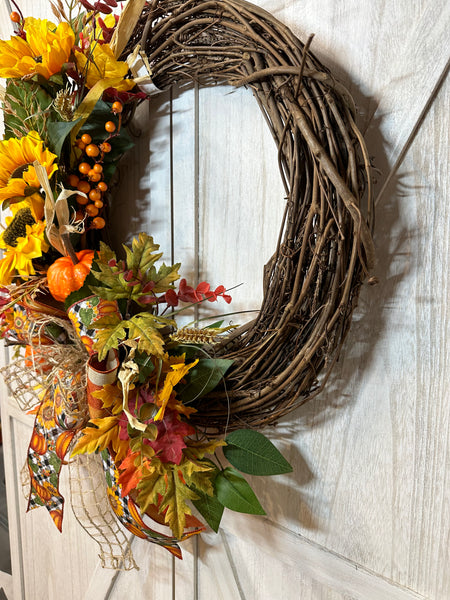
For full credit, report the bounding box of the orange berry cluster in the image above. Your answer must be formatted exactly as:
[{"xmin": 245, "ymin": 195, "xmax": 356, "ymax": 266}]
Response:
[{"xmin": 67, "ymin": 102, "xmax": 123, "ymax": 230}]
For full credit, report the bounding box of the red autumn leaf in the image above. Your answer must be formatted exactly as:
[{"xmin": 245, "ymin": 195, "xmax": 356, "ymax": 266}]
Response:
[
  {"xmin": 118, "ymin": 451, "xmax": 143, "ymax": 497},
  {"xmin": 164, "ymin": 288, "xmax": 179, "ymax": 307},
  {"xmin": 145, "ymin": 409, "xmax": 195, "ymax": 465},
  {"xmin": 195, "ymin": 281, "xmax": 210, "ymax": 295},
  {"xmin": 178, "ymin": 278, "xmax": 200, "ymax": 303},
  {"xmin": 165, "ymin": 278, "xmax": 232, "ymax": 307}
]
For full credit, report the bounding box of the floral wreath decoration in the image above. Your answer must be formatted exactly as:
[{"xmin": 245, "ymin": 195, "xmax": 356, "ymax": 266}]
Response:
[{"xmin": 0, "ymin": 0, "xmax": 374, "ymax": 568}]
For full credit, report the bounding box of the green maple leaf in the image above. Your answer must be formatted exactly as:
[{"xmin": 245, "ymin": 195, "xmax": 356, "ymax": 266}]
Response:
[
  {"xmin": 93, "ymin": 314, "xmax": 127, "ymax": 360},
  {"xmin": 136, "ymin": 467, "xmax": 165, "ymax": 513},
  {"xmin": 124, "ymin": 233, "xmax": 162, "ymax": 274},
  {"xmin": 137, "ymin": 456, "xmax": 216, "ymax": 538},
  {"xmin": 126, "ymin": 313, "xmax": 174, "ymax": 358},
  {"xmin": 148, "ymin": 262, "xmax": 181, "ymax": 293},
  {"xmin": 161, "ymin": 468, "xmax": 198, "ymax": 539},
  {"xmin": 90, "ymin": 261, "xmax": 131, "ymax": 299},
  {"xmin": 91, "ymin": 235, "xmax": 179, "ymax": 302},
  {"xmin": 97, "ymin": 241, "xmax": 117, "ymax": 264},
  {"xmin": 92, "ymin": 311, "xmax": 174, "ymax": 360}
]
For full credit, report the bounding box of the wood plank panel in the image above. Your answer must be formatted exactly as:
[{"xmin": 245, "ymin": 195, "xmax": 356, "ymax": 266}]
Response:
[
  {"xmin": 0, "ymin": 349, "xmax": 25, "ymax": 600},
  {"xmin": 104, "ymin": 538, "xmax": 176, "ymax": 600},
  {"xmin": 1, "ymin": 1, "xmax": 449, "ymax": 599},
  {"xmin": 238, "ymin": 66, "xmax": 450, "ymax": 599},
  {"xmin": 170, "ymin": 85, "xmax": 198, "ymax": 329},
  {"xmin": 402, "ymin": 74, "xmax": 449, "ymax": 599},
  {"xmin": 110, "ymin": 93, "xmax": 172, "ymax": 250},
  {"xmin": 220, "ymin": 514, "xmax": 426, "ymax": 600},
  {"xmin": 198, "ymin": 84, "xmax": 285, "ymax": 320}
]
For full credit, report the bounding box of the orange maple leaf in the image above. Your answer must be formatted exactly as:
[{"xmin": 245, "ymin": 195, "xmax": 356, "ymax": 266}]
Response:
[{"xmin": 117, "ymin": 451, "xmax": 144, "ymax": 497}]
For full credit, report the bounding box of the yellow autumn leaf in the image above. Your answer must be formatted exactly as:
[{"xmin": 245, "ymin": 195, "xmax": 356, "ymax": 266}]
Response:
[
  {"xmin": 184, "ymin": 438, "xmax": 227, "ymax": 461},
  {"xmin": 90, "ymin": 383, "xmax": 123, "ymax": 415},
  {"xmin": 162, "ymin": 468, "xmax": 198, "ymax": 539},
  {"xmin": 154, "ymin": 360, "xmax": 198, "ymax": 421},
  {"xmin": 71, "ymin": 416, "xmax": 128, "ymax": 462}
]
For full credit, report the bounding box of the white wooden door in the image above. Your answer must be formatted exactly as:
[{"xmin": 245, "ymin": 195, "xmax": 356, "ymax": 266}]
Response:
[{"xmin": 1, "ymin": 0, "xmax": 449, "ymax": 599}]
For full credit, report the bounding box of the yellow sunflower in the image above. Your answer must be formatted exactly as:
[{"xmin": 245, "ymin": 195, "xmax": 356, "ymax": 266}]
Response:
[
  {"xmin": 0, "ymin": 220, "xmax": 49, "ymax": 285},
  {"xmin": 9, "ymin": 193, "xmax": 45, "ymax": 221},
  {"xmin": 0, "ymin": 131, "xmax": 57, "ymax": 204},
  {"xmin": 75, "ymin": 43, "xmax": 135, "ymax": 92},
  {"xmin": 1, "ymin": 193, "xmax": 45, "ymax": 249},
  {"xmin": 0, "ymin": 17, "xmax": 75, "ymax": 80}
]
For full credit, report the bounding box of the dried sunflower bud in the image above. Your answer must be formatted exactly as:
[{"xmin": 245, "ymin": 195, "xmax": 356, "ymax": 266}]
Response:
[{"xmin": 2, "ymin": 207, "xmax": 35, "ymax": 247}]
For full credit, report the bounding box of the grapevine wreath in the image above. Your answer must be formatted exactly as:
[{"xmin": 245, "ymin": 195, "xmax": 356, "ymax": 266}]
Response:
[{"xmin": 0, "ymin": 0, "xmax": 374, "ymax": 568}]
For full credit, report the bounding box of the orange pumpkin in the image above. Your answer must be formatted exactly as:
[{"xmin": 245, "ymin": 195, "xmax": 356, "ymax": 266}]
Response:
[{"xmin": 47, "ymin": 249, "xmax": 94, "ymax": 302}]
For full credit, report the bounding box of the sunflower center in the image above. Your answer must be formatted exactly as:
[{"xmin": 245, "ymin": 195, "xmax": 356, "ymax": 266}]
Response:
[
  {"xmin": 9, "ymin": 162, "xmax": 34, "ymax": 180},
  {"xmin": 2, "ymin": 207, "xmax": 36, "ymax": 247}
]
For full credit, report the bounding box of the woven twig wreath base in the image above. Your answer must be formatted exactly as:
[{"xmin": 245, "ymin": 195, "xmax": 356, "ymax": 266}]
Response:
[{"xmin": 123, "ymin": 0, "xmax": 375, "ymax": 433}]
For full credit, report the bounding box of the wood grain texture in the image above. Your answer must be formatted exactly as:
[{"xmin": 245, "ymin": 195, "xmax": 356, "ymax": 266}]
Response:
[
  {"xmin": 0, "ymin": 0, "xmax": 449, "ymax": 598},
  {"xmin": 240, "ymin": 67, "xmax": 449, "ymax": 599},
  {"xmin": 104, "ymin": 537, "xmax": 177, "ymax": 599},
  {"xmin": 0, "ymin": 350, "xmax": 24, "ymax": 600},
  {"xmin": 0, "ymin": 572, "xmax": 13, "ymax": 600},
  {"xmin": 198, "ymin": 83, "xmax": 285, "ymax": 321},
  {"xmin": 215, "ymin": 519, "xmax": 426, "ymax": 600}
]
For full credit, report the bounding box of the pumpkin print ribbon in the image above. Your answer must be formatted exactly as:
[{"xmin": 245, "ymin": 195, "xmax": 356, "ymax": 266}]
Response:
[
  {"xmin": 68, "ymin": 295, "xmax": 122, "ymax": 355},
  {"xmin": 27, "ymin": 368, "xmax": 86, "ymax": 531}
]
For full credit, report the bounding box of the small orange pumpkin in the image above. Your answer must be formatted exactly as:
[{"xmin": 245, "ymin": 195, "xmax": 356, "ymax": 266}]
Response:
[{"xmin": 47, "ymin": 249, "xmax": 94, "ymax": 302}]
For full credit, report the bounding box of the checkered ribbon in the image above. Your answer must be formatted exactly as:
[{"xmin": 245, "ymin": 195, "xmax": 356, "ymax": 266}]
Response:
[{"xmin": 27, "ymin": 390, "xmax": 79, "ymax": 531}]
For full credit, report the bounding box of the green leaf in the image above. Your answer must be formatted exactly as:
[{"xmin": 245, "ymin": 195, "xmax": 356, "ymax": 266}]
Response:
[
  {"xmin": 93, "ymin": 314, "xmax": 127, "ymax": 360},
  {"xmin": 126, "ymin": 312, "xmax": 171, "ymax": 358},
  {"xmin": 179, "ymin": 358, "xmax": 234, "ymax": 403},
  {"xmin": 206, "ymin": 320, "xmax": 224, "ymax": 329},
  {"xmin": 44, "ymin": 323, "xmax": 67, "ymax": 342},
  {"xmin": 47, "ymin": 118, "xmax": 82, "ymax": 157},
  {"xmin": 192, "ymin": 488, "xmax": 224, "ymax": 532},
  {"xmin": 124, "ymin": 233, "xmax": 162, "ymax": 275},
  {"xmin": 223, "ymin": 430, "xmax": 293, "ymax": 476},
  {"xmin": 49, "ymin": 73, "xmax": 64, "ymax": 86},
  {"xmin": 147, "ymin": 262, "xmax": 181, "ymax": 293},
  {"xmin": 4, "ymin": 79, "xmax": 55, "ymax": 141},
  {"xmin": 134, "ymin": 351, "xmax": 156, "ymax": 383},
  {"xmin": 97, "ymin": 241, "xmax": 117, "ymax": 265},
  {"xmin": 169, "ymin": 344, "xmax": 203, "ymax": 360},
  {"xmin": 64, "ymin": 283, "xmax": 94, "ymax": 310},
  {"xmin": 215, "ymin": 467, "xmax": 265, "ymax": 515},
  {"xmin": 89, "ymin": 235, "xmax": 169, "ymax": 303}
]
